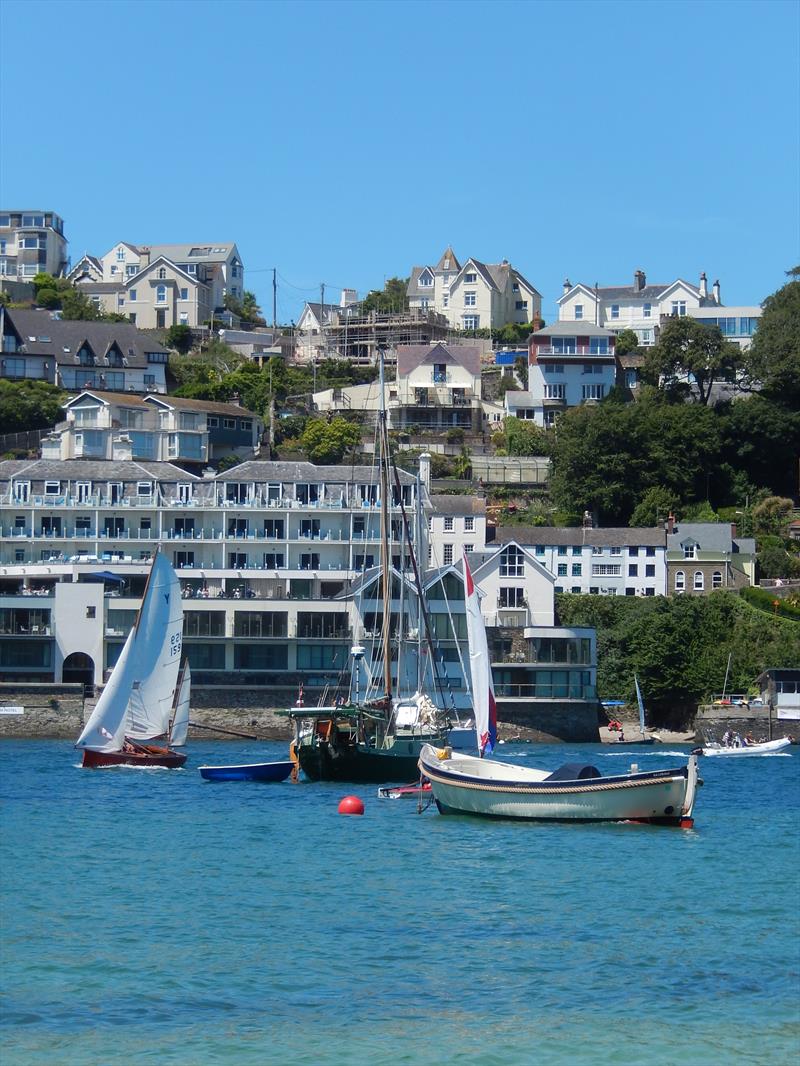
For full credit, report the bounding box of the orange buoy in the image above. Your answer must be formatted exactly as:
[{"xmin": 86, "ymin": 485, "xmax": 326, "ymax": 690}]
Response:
[{"xmin": 338, "ymin": 795, "xmax": 365, "ymax": 816}]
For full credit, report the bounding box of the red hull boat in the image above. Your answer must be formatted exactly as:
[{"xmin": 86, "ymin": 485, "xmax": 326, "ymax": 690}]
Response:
[{"xmin": 81, "ymin": 744, "xmax": 187, "ymax": 769}]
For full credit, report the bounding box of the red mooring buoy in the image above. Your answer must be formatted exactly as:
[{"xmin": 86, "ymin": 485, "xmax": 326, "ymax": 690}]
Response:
[{"xmin": 338, "ymin": 795, "xmax": 365, "ymax": 816}]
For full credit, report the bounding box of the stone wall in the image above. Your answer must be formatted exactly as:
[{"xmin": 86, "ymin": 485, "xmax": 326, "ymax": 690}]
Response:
[
  {"xmin": 495, "ymin": 699, "xmax": 601, "ymax": 742},
  {"xmin": 0, "ymin": 684, "xmax": 85, "ymax": 738},
  {"xmin": 694, "ymin": 704, "xmax": 796, "ymax": 744}
]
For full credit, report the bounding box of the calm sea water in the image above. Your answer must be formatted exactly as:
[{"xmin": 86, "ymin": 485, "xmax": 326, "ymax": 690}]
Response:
[{"xmin": 1, "ymin": 739, "xmax": 798, "ymax": 1065}]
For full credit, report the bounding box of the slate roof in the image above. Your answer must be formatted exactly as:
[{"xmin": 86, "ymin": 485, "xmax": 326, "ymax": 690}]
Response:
[
  {"xmin": 214, "ymin": 460, "xmax": 416, "ymax": 484},
  {"xmin": 434, "ymin": 247, "xmax": 460, "ymax": 272},
  {"xmin": 63, "ymin": 391, "xmax": 260, "ymax": 420},
  {"xmin": 494, "ymin": 526, "xmax": 667, "ymax": 548},
  {"xmin": 0, "ymin": 458, "xmax": 199, "ymax": 483},
  {"xmin": 666, "ymin": 522, "xmax": 755, "ymax": 554},
  {"xmin": 531, "ymin": 321, "xmax": 616, "ymax": 339},
  {"xmin": 6, "ymin": 309, "xmax": 168, "ymax": 367},
  {"xmin": 143, "ymin": 242, "xmax": 238, "ymax": 264},
  {"xmin": 396, "ymin": 343, "xmax": 481, "ymax": 376},
  {"xmin": 429, "ymin": 494, "xmax": 486, "ymax": 516}
]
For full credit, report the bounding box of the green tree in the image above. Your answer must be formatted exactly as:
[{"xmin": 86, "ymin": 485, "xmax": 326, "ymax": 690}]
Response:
[
  {"xmin": 224, "ymin": 290, "xmax": 266, "ymax": 326},
  {"xmin": 630, "ymin": 486, "xmax": 680, "ymax": 527},
  {"xmin": 0, "ymin": 379, "xmax": 66, "ymax": 432},
  {"xmin": 60, "ymin": 287, "xmax": 103, "ymax": 320},
  {"xmin": 757, "ymin": 543, "xmax": 800, "ymax": 580},
  {"xmin": 718, "ymin": 395, "xmax": 800, "ymax": 501},
  {"xmin": 614, "ymin": 329, "xmax": 640, "ymax": 356},
  {"xmin": 164, "ymin": 323, "xmax": 194, "ymax": 354},
  {"xmin": 644, "ymin": 316, "xmax": 744, "ymax": 405},
  {"xmin": 300, "ymin": 417, "xmax": 361, "ymax": 463},
  {"xmin": 504, "ymin": 416, "xmax": 555, "ymax": 457},
  {"xmin": 35, "ymin": 287, "xmax": 61, "ymax": 309},
  {"xmin": 752, "ymin": 495, "xmax": 793, "ymax": 536},
  {"xmin": 514, "ymin": 355, "xmax": 529, "ymax": 390},
  {"xmin": 360, "ymin": 277, "xmax": 409, "ymax": 314},
  {"xmin": 744, "ymin": 267, "xmax": 800, "ymax": 405}
]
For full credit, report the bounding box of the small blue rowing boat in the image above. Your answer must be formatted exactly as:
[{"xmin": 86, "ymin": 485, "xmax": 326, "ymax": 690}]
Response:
[{"xmin": 198, "ymin": 760, "xmax": 295, "ymax": 782}]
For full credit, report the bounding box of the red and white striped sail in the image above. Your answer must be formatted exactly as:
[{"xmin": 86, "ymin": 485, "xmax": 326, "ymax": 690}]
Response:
[{"xmin": 463, "ymin": 550, "xmax": 497, "ymax": 755}]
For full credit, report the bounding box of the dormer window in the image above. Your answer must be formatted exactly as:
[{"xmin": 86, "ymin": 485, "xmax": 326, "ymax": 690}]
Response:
[
  {"xmin": 683, "ymin": 542, "xmax": 697, "ymax": 560},
  {"xmin": 419, "ymin": 272, "xmax": 433, "ymax": 287},
  {"xmin": 78, "ymin": 346, "xmax": 95, "ymax": 366}
]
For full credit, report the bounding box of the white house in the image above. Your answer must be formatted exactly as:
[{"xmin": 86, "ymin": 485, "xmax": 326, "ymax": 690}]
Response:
[
  {"xmin": 558, "ymin": 269, "xmax": 723, "ymax": 347},
  {"xmin": 408, "ymin": 247, "xmax": 542, "ymax": 331}
]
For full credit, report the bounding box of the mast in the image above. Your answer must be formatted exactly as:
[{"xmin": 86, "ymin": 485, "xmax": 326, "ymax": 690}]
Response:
[
  {"xmin": 415, "ymin": 469, "xmax": 424, "ymax": 692},
  {"xmin": 378, "ymin": 349, "xmax": 392, "ymax": 700}
]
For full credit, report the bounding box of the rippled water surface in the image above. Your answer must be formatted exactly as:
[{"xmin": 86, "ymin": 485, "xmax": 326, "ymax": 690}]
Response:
[{"xmin": 2, "ymin": 740, "xmax": 798, "ymax": 1065}]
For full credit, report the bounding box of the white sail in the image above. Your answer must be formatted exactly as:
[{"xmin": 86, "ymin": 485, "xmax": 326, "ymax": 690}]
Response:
[
  {"xmin": 75, "ymin": 552, "xmax": 184, "ymax": 751},
  {"xmin": 125, "ymin": 553, "xmax": 184, "ymax": 740},
  {"xmin": 170, "ymin": 661, "xmax": 191, "ymax": 747},
  {"xmin": 634, "ymin": 675, "xmax": 646, "ymax": 736},
  {"xmin": 76, "ymin": 627, "xmax": 136, "ymax": 752},
  {"xmin": 463, "ymin": 550, "xmax": 497, "ymax": 755}
]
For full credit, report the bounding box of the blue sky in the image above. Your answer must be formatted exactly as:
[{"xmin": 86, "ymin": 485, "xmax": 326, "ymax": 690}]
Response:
[{"xmin": 1, "ymin": 0, "xmax": 798, "ymax": 324}]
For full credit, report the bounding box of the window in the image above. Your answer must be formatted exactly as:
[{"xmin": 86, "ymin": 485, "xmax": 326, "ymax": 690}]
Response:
[
  {"xmin": 671, "ymin": 301, "xmax": 687, "ymax": 316},
  {"xmin": 544, "ymin": 383, "xmax": 565, "ymax": 399},
  {"xmin": 643, "ymin": 302, "xmax": 651, "ymax": 318},
  {"xmin": 223, "ymin": 418, "xmax": 236, "ymax": 429},
  {"xmin": 464, "ymin": 291, "xmax": 476, "ymax": 307},
  {"xmin": 463, "ymin": 315, "xmax": 480, "ymax": 330},
  {"xmin": 515, "ymin": 300, "xmax": 528, "ymax": 310},
  {"xmin": 592, "ymin": 564, "xmax": 621, "ymax": 576},
  {"xmin": 712, "ymin": 570, "xmax": 723, "ymax": 588},
  {"xmin": 551, "ymin": 337, "xmax": 576, "ymax": 354},
  {"xmin": 589, "ymin": 337, "xmax": 608, "ymax": 354},
  {"xmin": 144, "ymin": 374, "xmax": 155, "ymax": 386},
  {"xmin": 558, "ymin": 563, "xmax": 568, "ymax": 577},
  {"xmin": 179, "ymin": 412, "xmax": 201, "ymax": 430},
  {"xmin": 574, "ymin": 304, "xmax": 583, "ymax": 320},
  {"xmin": 44, "ymin": 481, "xmax": 60, "ymax": 496},
  {"xmin": 582, "ymin": 384, "xmax": 605, "ymax": 400},
  {"xmin": 464, "ymin": 272, "xmax": 477, "ymax": 283},
  {"xmin": 628, "ymin": 564, "xmax": 638, "ymax": 576},
  {"xmin": 499, "ymin": 587, "xmax": 524, "ymax": 608},
  {"xmin": 177, "ymin": 483, "xmax": 193, "ymax": 504},
  {"xmin": 549, "ymin": 363, "xmax": 564, "ymax": 374},
  {"xmin": 683, "ymin": 543, "xmax": 697, "ymax": 560},
  {"xmin": 443, "ymin": 545, "xmax": 453, "ymax": 565},
  {"xmin": 137, "ymin": 482, "xmax": 153, "ymax": 500},
  {"xmin": 174, "ymin": 551, "xmax": 195, "ymax": 567},
  {"xmin": 610, "ymin": 305, "xmax": 619, "ymax": 319},
  {"xmin": 693, "ymin": 571, "xmax": 704, "ymax": 591},
  {"xmin": 207, "ymin": 416, "xmax": 218, "ymax": 427},
  {"xmin": 180, "ymin": 288, "xmax": 188, "ymax": 300},
  {"xmin": 571, "ymin": 586, "xmax": 581, "ymax": 594},
  {"xmin": 535, "ymin": 546, "xmax": 545, "ymax": 556},
  {"xmin": 75, "ymin": 482, "xmax": 92, "ymax": 503},
  {"xmin": 126, "ymin": 265, "xmax": 137, "ymax": 277},
  {"xmin": 129, "ymin": 288, "xmax": 137, "ymax": 300},
  {"xmin": 500, "ymin": 545, "xmax": 524, "ymax": 577},
  {"xmin": 464, "ymin": 543, "xmax": 473, "ymax": 553},
  {"xmin": 558, "ymin": 546, "xmax": 568, "ymax": 556},
  {"xmin": 464, "ymin": 516, "xmax": 474, "ymax": 532},
  {"xmin": 610, "ymin": 547, "xmax": 622, "ymax": 556},
  {"xmin": 444, "ymin": 516, "xmax": 454, "ymax": 531},
  {"xmin": 646, "ymin": 565, "xmax": 655, "ymax": 577},
  {"xmin": 419, "ymin": 273, "xmax": 433, "ymax": 287},
  {"xmin": 572, "ymin": 563, "xmax": 582, "ymax": 576},
  {"xmin": 156, "ymin": 284, "xmax": 167, "ymax": 303},
  {"xmin": 239, "ymin": 419, "xmax": 252, "ymax": 431},
  {"xmin": 157, "ymin": 267, "xmax": 167, "ymax": 280}
]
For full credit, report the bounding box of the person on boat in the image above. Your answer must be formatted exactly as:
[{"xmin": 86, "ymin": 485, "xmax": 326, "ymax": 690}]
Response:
[
  {"xmin": 618, "ymin": 730, "xmax": 625, "ymax": 742},
  {"xmin": 722, "ymin": 730, "xmax": 732, "ymax": 747},
  {"xmin": 733, "ymin": 732, "xmax": 743, "ymax": 747},
  {"xmin": 745, "ymin": 733, "xmax": 755, "ymax": 746}
]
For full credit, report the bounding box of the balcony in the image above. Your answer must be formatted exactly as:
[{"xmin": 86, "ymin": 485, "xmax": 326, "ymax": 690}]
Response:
[{"xmin": 536, "ymin": 346, "xmax": 611, "ymax": 357}]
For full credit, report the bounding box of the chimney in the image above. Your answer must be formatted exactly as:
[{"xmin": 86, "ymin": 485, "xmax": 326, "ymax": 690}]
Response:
[
  {"xmin": 112, "ymin": 434, "xmax": 133, "ymax": 461},
  {"xmin": 712, "ymin": 279, "xmax": 721, "ymax": 304},
  {"xmin": 731, "ymin": 522, "xmax": 737, "ymax": 539},
  {"xmin": 563, "ymin": 278, "xmax": 571, "ymax": 295},
  {"xmin": 418, "ymin": 452, "xmax": 431, "ymax": 491},
  {"xmin": 230, "ymin": 393, "xmax": 241, "ymax": 407},
  {"xmin": 583, "ymin": 510, "xmax": 593, "ymax": 529},
  {"xmin": 666, "ymin": 513, "xmax": 675, "ymax": 535},
  {"xmin": 699, "ymin": 272, "xmax": 708, "ymax": 299},
  {"xmin": 633, "ymin": 269, "xmax": 646, "ymax": 291}
]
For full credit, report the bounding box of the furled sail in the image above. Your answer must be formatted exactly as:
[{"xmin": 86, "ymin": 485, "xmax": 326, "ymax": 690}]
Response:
[
  {"xmin": 463, "ymin": 550, "xmax": 497, "ymax": 755},
  {"xmin": 169, "ymin": 661, "xmax": 191, "ymax": 747},
  {"xmin": 635, "ymin": 675, "xmax": 646, "ymax": 736}
]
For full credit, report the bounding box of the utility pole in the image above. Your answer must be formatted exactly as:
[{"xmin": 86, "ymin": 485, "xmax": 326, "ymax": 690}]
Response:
[
  {"xmin": 320, "ymin": 282, "xmax": 326, "ymax": 358},
  {"xmin": 272, "ymin": 268, "xmax": 277, "ymax": 329}
]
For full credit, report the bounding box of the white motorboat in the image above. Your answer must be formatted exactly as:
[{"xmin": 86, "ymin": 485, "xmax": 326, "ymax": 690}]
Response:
[
  {"xmin": 418, "ymin": 744, "xmax": 700, "ymax": 826},
  {"xmin": 693, "ymin": 736, "xmax": 792, "ymax": 757}
]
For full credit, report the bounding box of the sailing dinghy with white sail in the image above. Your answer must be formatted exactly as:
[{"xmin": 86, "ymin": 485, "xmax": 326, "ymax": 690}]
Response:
[{"xmin": 76, "ymin": 551, "xmax": 189, "ymax": 768}]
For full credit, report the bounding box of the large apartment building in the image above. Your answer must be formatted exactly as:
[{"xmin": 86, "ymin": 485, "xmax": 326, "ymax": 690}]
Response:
[
  {"xmin": 68, "ymin": 241, "xmax": 244, "ymax": 328},
  {"xmin": 0, "ymin": 458, "xmax": 598, "ymax": 734},
  {"xmin": 0, "ymin": 210, "xmax": 68, "ymax": 282}
]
